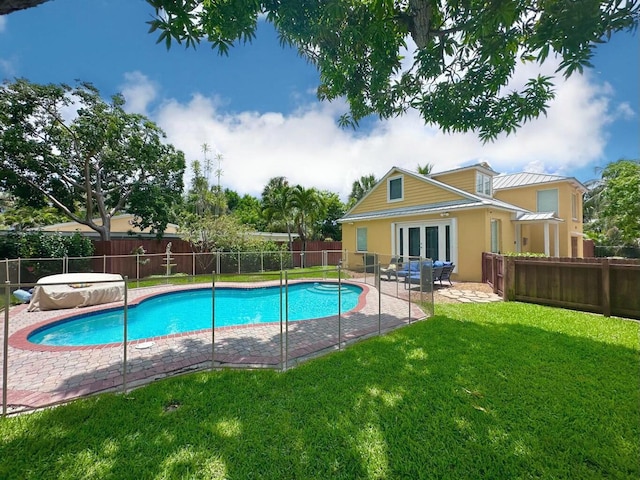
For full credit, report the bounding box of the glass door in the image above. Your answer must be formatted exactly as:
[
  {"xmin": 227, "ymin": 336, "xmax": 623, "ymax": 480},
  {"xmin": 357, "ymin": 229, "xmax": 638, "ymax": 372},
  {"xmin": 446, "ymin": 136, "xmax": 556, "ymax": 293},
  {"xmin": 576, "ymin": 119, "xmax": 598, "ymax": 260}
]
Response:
[
  {"xmin": 425, "ymin": 226, "xmax": 439, "ymax": 260},
  {"xmin": 408, "ymin": 227, "xmax": 421, "ymax": 257}
]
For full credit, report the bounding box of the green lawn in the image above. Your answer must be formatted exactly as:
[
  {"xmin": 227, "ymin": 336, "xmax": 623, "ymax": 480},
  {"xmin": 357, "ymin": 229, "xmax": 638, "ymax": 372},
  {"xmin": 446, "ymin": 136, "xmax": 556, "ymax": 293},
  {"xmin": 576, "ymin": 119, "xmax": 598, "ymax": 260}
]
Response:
[
  {"xmin": 1, "ymin": 302, "xmax": 638, "ymax": 479},
  {"xmin": 131, "ymin": 266, "xmax": 345, "ymax": 288}
]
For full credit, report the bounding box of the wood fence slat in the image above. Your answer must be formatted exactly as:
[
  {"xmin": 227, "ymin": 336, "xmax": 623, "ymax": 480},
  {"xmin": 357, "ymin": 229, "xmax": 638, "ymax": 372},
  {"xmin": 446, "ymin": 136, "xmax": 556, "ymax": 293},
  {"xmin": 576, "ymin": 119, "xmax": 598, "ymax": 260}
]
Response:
[{"xmin": 483, "ymin": 254, "xmax": 640, "ymax": 319}]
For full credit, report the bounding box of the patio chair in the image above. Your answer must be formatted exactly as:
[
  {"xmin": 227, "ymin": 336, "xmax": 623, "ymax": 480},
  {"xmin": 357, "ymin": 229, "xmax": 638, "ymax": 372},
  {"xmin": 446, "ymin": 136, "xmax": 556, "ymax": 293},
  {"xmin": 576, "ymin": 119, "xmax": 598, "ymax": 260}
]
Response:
[
  {"xmin": 380, "ymin": 257, "xmax": 401, "ymax": 281},
  {"xmin": 438, "ymin": 263, "xmax": 455, "ymax": 286}
]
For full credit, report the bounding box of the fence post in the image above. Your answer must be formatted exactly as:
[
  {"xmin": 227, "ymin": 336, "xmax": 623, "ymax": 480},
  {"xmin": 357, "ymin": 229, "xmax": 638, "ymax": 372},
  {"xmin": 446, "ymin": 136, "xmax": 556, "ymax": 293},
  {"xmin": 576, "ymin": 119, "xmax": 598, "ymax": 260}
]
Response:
[
  {"xmin": 601, "ymin": 258, "xmax": 611, "ymax": 317},
  {"xmin": 3, "ymin": 281, "xmax": 10, "ymax": 417},
  {"xmin": 211, "ymin": 272, "xmax": 216, "ymax": 370},
  {"xmin": 284, "ymin": 271, "xmax": 289, "ymax": 369},
  {"xmin": 504, "ymin": 256, "xmax": 516, "ymax": 301},
  {"xmin": 278, "ymin": 271, "xmax": 284, "ymax": 371},
  {"xmin": 378, "ymin": 268, "xmax": 382, "ymax": 335},
  {"xmin": 491, "ymin": 254, "xmax": 498, "ymax": 294},
  {"xmin": 122, "ymin": 276, "xmax": 128, "ymax": 394},
  {"xmin": 338, "ymin": 265, "xmax": 342, "ymax": 350}
]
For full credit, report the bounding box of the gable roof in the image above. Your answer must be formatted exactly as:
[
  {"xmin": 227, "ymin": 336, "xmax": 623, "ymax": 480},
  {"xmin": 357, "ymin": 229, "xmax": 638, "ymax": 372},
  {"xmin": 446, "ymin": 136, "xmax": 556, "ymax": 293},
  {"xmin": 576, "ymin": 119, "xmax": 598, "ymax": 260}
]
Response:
[
  {"xmin": 493, "ymin": 172, "xmax": 587, "ymax": 192},
  {"xmin": 430, "ymin": 161, "xmax": 498, "ymax": 178},
  {"xmin": 340, "ymin": 166, "xmax": 529, "ymax": 223}
]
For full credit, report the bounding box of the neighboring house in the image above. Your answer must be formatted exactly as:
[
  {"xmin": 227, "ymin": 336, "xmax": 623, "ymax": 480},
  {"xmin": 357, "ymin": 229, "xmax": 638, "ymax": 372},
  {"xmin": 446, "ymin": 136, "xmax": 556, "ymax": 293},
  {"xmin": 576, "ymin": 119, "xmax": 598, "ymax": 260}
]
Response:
[
  {"xmin": 37, "ymin": 214, "xmax": 297, "ymax": 243},
  {"xmin": 339, "ymin": 163, "xmax": 586, "ymax": 282},
  {"xmin": 37, "ymin": 214, "xmax": 180, "ymax": 238}
]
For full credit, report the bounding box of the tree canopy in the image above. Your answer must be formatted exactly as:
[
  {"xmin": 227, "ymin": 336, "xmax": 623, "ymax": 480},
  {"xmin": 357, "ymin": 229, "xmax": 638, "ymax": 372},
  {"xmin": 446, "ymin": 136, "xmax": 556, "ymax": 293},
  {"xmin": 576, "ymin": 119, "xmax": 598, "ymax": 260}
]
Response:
[
  {"xmin": 0, "ymin": 79, "xmax": 186, "ymax": 241},
  {"xmin": 584, "ymin": 159, "xmax": 640, "ymax": 247},
  {"xmin": 147, "ymin": 0, "xmax": 639, "ymax": 140},
  {"xmin": 347, "ymin": 174, "xmax": 378, "ymax": 208}
]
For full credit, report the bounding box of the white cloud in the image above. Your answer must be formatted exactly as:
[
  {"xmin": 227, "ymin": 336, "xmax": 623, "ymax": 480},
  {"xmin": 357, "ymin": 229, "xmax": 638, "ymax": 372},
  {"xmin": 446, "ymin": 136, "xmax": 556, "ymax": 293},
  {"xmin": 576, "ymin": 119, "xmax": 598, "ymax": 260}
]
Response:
[
  {"xmin": 614, "ymin": 102, "xmax": 635, "ymax": 120},
  {"xmin": 119, "ymin": 59, "xmax": 623, "ymax": 202},
  {"xmin": 119, "ymin": 71, "xmax": 158, "ymax": 115},
  {"xmin": 0, "ymin": 16, "xmax": 6, "ymax": 33},
  {"xmin": 0, "ymin": 58, "xmax": 14, "ymax": 77}
]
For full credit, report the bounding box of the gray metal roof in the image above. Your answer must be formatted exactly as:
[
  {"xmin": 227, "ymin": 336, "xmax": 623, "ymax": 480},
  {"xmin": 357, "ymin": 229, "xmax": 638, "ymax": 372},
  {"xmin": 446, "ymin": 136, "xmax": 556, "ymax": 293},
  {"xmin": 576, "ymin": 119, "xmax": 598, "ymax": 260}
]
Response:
[
  {"xmin": 340, "ymin": 195, "xmax": 528, "ymax": 223},
  {"xmin": 516, "ymin": 212, "xmax": 562, "ymax": 222},
  {"xmin": 493, "ymin": 172, "xmax": 585, "ymax": 190}
]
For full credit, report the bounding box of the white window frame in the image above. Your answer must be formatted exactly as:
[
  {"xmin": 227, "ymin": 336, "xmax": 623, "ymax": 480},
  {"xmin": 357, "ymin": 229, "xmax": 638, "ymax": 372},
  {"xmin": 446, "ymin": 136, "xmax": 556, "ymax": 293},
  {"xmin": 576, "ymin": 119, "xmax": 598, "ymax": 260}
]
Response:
[
  {"xmin": 490, "ymin": 219, "xmax": 500, "ymax": 253},
  {"xmin": 395, "ymin": 219, "xmax": 457, "ymax": 266},
  {"xmin": 387, "ymin": 175, "xmax": 404, "ymax": 202},
  {"xmin": 571, "ymin": 193, "xmax": 578, "ymax": 220},
  {"xmin": 356, "ymin": 227, "xmax": 368, "ymax": 252},
  {"xmin": 476, "ymin": 172, "xmax": 492, "ymax": 197},
  {"xmin": 537, "ymin": 188, "xmax": 559, "ymax": 215}
]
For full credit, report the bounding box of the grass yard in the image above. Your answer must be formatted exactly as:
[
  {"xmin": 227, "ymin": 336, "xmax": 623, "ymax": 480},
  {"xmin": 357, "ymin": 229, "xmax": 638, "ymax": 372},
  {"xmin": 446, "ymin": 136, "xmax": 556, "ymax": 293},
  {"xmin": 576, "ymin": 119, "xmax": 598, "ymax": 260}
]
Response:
[
  {"xmin": 1, "ymin": 302, "xmax": 638, "ymax": 479},
  {"xmin": 130, "ymin": 266, "xmax": 345, "ymax": 288}
]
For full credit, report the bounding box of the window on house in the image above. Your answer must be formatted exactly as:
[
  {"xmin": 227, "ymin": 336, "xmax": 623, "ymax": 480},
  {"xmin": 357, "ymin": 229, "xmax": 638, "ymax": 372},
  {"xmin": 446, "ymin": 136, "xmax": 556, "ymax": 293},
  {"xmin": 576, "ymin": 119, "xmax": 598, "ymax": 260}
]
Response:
[
  {"xmin": 571, "ymin": 193, "xmax": 578, "ymax": 220},
  {"xmin": 356, "ymin": 227, "xmax": 367, "ymax": 252},
  {"xmin": 388, "ymin": 176, "xmax": 403, "ymax": 201},
  {"xmin": 476, "ymin": 172, "xmax": 492, "ymax": 196},
  {"xmin": 491, "ymin": 219, "xmax": 500, "ymax": 253},
  {"xmin": 537, "ymin": 189, "xmax": 558, "ymax": 214}
]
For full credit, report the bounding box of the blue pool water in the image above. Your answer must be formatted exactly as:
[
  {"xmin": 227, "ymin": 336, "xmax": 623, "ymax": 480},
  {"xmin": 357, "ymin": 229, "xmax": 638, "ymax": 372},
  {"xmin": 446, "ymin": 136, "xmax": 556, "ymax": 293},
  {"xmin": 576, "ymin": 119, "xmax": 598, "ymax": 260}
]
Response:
[{"xmin": 28, "ymin": 282, "xmax": 363, "ymax": 347}]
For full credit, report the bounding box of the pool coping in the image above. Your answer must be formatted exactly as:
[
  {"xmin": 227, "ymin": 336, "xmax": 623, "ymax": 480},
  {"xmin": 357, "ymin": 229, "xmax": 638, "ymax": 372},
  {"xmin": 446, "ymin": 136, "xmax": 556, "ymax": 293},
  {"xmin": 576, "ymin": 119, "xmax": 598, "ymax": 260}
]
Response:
[
  {"xmin": 2, "ymin": 279, "xmax": 426, "ymax": 412},
  {"xmin": 9, "ymin": 279, "xmax": 369, "ymax": 352}
]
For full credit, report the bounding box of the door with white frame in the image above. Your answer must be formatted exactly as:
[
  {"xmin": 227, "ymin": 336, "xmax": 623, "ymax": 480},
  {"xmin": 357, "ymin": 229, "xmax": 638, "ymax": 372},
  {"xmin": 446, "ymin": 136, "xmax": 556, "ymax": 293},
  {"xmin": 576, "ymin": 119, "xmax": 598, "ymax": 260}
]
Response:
[{"xmin": 394, "ymin": 220, "xmax": 456, "ymax": 263}]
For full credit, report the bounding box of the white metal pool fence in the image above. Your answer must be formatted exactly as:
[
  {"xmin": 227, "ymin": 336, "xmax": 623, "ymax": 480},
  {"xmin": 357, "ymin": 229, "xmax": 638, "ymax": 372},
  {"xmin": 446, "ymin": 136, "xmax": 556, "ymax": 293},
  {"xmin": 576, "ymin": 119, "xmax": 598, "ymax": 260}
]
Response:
[{"xmin": 2, "ymin": 261, "xmax": 434, "ymax": 416}]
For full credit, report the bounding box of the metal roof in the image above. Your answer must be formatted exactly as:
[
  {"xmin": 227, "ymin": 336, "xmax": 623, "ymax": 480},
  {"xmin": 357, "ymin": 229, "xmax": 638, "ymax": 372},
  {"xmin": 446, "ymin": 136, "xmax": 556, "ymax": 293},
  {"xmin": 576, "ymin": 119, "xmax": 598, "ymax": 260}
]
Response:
[
  {"xmin": 516, "ymin": 212, "xmax": 563, "ymax": 222},
  {"xmin": 493, "ymin": 172, "xmax": 587, "ymax": 191},
  {"xmin": 340, "ymin": 195, "xmax": 527, "ymax": 223}
]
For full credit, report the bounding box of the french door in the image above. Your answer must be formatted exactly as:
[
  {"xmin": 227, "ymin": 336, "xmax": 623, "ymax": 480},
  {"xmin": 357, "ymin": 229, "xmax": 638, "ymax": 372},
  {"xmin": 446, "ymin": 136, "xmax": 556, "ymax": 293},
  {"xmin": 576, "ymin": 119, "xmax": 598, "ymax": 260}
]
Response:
[{"xmin": 396, "ymin": 221, "xmax": 454, "ymax": 262}]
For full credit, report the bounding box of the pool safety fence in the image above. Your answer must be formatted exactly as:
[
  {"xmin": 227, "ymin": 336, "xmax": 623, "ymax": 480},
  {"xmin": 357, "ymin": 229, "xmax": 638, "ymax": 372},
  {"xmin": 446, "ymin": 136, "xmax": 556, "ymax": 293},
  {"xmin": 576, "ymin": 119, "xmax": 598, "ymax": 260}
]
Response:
[
  {"xmin": 2, "ymin": 266, "xmax": 432, "ymax": 416},
  {"xmin": 0, "ymin": 250, "xmax": 344, "ymax": 287}
]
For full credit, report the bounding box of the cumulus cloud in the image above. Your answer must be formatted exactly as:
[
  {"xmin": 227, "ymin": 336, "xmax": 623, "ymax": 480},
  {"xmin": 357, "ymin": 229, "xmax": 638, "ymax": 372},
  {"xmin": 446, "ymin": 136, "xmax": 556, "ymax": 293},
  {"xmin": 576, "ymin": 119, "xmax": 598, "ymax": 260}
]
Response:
[
  {"xmin": 119, "ymin": 71, "xmax": 158, "ymax": 115},
  {"xmin": 120, "ymin": 60, "xmax": 624, "ymax": 201}
]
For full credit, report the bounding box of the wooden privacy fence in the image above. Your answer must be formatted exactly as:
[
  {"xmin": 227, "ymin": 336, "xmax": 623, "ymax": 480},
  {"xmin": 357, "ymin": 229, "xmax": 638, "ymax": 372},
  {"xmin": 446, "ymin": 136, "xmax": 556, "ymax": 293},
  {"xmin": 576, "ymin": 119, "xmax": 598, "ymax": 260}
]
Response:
[{"xmin": 482, "ymin": 253, "xmax": 640, "ymax": 319}]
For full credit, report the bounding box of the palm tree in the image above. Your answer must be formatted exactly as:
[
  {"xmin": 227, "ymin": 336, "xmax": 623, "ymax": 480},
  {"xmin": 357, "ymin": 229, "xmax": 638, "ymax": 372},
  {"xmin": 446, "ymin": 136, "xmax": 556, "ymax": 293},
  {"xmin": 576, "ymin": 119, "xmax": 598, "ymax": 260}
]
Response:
[
  {"xmin": 262, "ymin": 184, "xmax": 294, "ymax": 249},
  {"xmin": 347, "ymin": 174, "xmax": 377, "ymax": 208},
  {"xmin": 417, "ymin": 163, "xmax": 434, "ymax": 175},
  {"xmin": 290, "ymin": 185, "xmax": 326, "ymax": 266},
  {"xmin": 261, "ymin": 176, "xmax": 289, "ymax": 205}
]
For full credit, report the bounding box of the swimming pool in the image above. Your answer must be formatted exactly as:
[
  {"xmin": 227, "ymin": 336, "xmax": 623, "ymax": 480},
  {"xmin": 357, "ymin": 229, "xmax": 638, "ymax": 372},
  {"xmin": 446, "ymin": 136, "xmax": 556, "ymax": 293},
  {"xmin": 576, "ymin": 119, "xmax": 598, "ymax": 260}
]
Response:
[{"xmin": 27, "ymin": 282, "xmax": 363, "ymax": 347}]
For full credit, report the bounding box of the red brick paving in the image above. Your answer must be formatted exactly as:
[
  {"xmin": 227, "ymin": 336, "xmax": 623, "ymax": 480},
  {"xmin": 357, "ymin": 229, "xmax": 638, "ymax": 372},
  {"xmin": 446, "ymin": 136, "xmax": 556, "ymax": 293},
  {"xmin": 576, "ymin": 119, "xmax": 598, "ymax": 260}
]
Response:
[{"xmin": 1, "ymin": 279, "xmax": 427, "ymax": 412}]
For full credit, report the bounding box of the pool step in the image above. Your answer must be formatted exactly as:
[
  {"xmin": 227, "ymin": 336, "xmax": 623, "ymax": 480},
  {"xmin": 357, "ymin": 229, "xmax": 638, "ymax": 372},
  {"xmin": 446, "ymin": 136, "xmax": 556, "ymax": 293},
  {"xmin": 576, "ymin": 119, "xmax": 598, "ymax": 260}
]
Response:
[{"xmin": 311, "ymin": 283, "xmax": 343, "ymax": 293}]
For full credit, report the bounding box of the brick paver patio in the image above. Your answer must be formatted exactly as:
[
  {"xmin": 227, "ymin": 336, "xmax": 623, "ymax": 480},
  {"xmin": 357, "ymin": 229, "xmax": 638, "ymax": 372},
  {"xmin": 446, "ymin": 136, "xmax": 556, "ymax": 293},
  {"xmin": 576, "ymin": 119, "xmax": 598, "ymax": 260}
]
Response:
[{"xmin": 1, "ymin": 279, "xmax": 427, "ymax": 412}]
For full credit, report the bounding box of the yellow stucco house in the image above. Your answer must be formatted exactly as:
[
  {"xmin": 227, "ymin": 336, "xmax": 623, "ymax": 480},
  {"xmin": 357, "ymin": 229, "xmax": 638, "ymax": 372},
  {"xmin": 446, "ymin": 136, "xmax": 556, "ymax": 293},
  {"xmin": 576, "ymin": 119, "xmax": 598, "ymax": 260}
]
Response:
[{"xmin": 339, "ymin": 163, "xmax": 586, "ymax": 282}]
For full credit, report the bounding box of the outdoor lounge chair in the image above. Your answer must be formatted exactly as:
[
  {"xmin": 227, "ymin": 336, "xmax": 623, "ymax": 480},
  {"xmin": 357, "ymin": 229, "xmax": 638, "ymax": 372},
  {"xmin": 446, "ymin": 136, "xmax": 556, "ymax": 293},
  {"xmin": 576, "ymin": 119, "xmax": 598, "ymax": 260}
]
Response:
[
  {"xmin": 380, "ymin": 257, "xmax": 401, "ymax": 280},
  {"xmin": 437, "ymin": 263, "xmax": 455, "ymax": 286}
]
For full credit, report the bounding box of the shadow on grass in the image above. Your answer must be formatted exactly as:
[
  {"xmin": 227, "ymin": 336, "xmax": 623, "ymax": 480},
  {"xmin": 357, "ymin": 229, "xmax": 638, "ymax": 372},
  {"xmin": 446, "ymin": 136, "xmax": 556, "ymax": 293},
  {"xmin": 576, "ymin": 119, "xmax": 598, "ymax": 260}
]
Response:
[
  {"xmin": 39, "ymin": 309, "xmax": 414, "ymax": 402},
  {"xmin": 1, "ymin": 307, "xmax": 639, "ymax": 479}
]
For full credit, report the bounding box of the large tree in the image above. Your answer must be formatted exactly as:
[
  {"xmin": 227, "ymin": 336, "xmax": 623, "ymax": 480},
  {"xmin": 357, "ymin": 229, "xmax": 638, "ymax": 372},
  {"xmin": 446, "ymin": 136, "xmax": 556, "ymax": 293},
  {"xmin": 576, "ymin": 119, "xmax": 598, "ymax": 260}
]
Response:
[
  {"xmin": 584, "ymin": 159, "xmax": 640, "ymax": 247},
  {"xmin": 147, "ymin": 0, "xmax": 639, "ymax": 140},
  {"xmin": 0, "ymin": 79, "xmax": 186, "ymax": 241}
]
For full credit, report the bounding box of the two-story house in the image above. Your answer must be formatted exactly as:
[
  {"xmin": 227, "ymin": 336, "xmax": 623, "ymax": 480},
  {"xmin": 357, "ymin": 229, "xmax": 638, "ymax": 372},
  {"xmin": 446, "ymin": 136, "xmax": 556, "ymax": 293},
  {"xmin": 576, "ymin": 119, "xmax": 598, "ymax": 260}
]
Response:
[{"xmin": 339, "ymin": 163, "xmax": 586, "ymax": 282}]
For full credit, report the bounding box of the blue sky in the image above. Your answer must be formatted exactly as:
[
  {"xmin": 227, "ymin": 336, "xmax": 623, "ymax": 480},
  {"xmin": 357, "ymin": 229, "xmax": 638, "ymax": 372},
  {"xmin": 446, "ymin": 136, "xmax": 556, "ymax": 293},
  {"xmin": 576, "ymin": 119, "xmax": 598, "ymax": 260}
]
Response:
[{"xmin": 1, "ymin": 0, "xmax": 638, "ymax": 200}]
